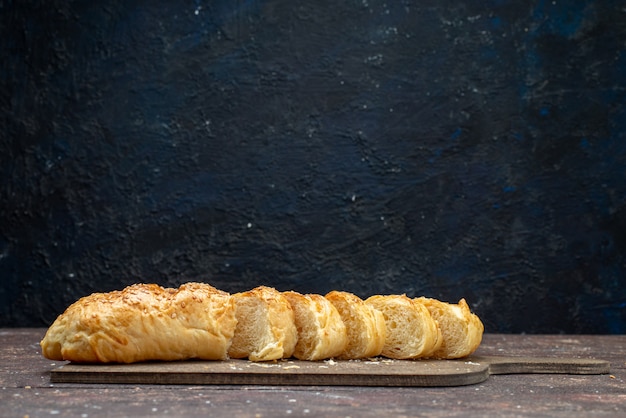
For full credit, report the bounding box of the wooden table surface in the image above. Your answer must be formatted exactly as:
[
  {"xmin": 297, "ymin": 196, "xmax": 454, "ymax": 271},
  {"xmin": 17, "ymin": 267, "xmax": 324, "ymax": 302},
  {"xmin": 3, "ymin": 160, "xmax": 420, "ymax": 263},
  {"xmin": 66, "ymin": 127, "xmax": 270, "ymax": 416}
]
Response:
[{"xmin": 2, "ymin": 329, "xmax": 624, "ymax": 417}]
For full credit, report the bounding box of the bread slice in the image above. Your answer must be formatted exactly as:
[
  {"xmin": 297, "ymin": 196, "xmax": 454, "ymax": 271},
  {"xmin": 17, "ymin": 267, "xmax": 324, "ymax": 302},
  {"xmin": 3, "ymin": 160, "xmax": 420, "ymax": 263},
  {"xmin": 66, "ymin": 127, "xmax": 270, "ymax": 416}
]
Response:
[
  {"xmin": 325, "ymin": 290, "xmax": 386, "ymax": 359},
  {"xmin": 228, "ymin": 286, "xmax": 297, "ymax": 361},
  {"xmin": 40, "ymin": 282, "xmax": 237, "ymax": 363},
  {"xmin": 282, "ymin": 291, "xmax": 348, "ymax": 360},
  {"xmin": 365, "ymin": 294, "xmax": 442, "ymax": 359},
  {"xmin": 415, "ymin": 297, "xmax": 484, "ymax": 359}
]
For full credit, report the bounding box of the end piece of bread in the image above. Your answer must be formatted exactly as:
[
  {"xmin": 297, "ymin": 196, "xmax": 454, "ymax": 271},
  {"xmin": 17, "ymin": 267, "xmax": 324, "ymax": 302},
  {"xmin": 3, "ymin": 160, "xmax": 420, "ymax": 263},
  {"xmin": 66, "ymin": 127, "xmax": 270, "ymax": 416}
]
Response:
[
  {"xmin": 415, "ymin": 297, "xmax": 484, "ymax": 359},
  {"xmin": 325, "ymin": 290, "xmax": 386, "ymax": 359},
  {"xmin": 283, "ymin": 291, "xmax": 348, "ymax": 360},
  {"xmin": 40, "ymin": 282, "xmax": 237, "ymax": 363},
  {"xmin": 365, "ymin": 294, "xmax": 442, "ymax": 359},
  {"xmin": 228, "ymin": 286, "xmax": 297, "ymax": 361}
]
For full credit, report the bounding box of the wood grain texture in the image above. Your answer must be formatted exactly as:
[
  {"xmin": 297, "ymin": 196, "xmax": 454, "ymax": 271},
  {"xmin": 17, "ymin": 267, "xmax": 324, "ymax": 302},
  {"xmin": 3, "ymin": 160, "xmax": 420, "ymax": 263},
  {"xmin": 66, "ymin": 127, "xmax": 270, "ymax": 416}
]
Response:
[
  {"xmin": 51, "ymin": 358, "xmax": 490, "ymax": 387},
  {"xmin": 50, "ymin": 355, "xmax": 609, "ymax": 387}
]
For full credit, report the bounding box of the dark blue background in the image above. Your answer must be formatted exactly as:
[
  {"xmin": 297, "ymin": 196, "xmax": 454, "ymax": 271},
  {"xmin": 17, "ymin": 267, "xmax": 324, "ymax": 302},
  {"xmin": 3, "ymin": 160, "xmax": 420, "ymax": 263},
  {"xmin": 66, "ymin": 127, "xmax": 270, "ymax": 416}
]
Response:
[{"xmin": 2, "ymin": 0, "xmax": 625, "ymax": 332}]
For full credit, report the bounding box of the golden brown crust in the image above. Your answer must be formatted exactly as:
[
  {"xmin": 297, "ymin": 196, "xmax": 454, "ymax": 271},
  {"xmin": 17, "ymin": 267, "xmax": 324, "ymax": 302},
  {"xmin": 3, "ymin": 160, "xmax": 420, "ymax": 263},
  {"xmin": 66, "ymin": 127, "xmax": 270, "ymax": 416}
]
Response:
[
  {"xmin": 416, "ymin": 297, "xmax": 484, "ymax": 359},
  {"xmin": 227, "ymin": 286, "xmax": 297, "ymax": 361},
  {"xmin": 40, "ymin": 282, "xmax": 237, "ymax": 363},
  {"xmin": 40, "ymin": 281, "xmax": 483, "ymax": 363},
  {"xmin": 365, "ymin": 294, "xmax": 442, "ymax": 359},
  {"xmin": 325, "ymin": 290, "xmax": 386, "ymax": 359},
  {"xmin": 283, "ymin": 291, "xmax": 348, "ymax": 360}
]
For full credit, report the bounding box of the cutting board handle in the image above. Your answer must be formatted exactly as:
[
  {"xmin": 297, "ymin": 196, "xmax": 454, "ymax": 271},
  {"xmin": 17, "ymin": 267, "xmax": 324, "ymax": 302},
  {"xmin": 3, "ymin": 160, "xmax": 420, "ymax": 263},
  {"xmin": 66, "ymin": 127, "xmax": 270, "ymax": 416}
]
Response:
[{"xmin": 469, "ymin": 355, "xmax": 611, "ymax": 375}]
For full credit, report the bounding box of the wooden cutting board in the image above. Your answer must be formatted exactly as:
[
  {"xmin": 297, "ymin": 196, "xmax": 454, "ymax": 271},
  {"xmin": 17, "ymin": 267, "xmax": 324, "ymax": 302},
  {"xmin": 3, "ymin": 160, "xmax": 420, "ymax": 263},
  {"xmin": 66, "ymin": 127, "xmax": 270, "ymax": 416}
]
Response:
[{"xmin": 50, "ymin": 355, "xmax": 610, "ymax": 387}]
